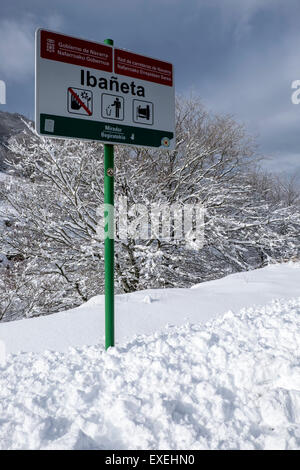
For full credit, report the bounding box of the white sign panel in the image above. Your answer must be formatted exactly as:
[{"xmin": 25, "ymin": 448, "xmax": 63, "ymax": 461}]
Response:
[{"xmin": 35, "ymin": 29, "xmax": 175, "ymax": 149}]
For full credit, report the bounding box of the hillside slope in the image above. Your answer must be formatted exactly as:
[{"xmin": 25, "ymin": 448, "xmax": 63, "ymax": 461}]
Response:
[
  {"xmin": 0, "ymin": 262, "xmax": 299, "ymax": 450},
  {"xmin": 0, "ymin": 262, "xmax": 299, "ymax": 354}
]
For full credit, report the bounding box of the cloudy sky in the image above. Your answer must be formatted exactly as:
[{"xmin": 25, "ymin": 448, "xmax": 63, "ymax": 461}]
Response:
[{"xmin": 0, "ymin": 0, "xmax": 300, "ymax": 175}]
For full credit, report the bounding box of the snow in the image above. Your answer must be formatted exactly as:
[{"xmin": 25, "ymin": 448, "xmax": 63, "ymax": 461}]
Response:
[
  {"xmin": 0, "ymin": 262, "xmax": 299, "ymax": 450},
  {"xmin": 0, "ymin": 262, "xmax": 300, "ymax": 354}
]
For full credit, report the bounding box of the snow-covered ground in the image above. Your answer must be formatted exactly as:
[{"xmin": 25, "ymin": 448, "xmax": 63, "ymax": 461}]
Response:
[
  {"xmin": 0, "ymin": 263, "xmax": 299, "ymax": 449},
  {"xmin": 1, "ymin": 262, "xmax": 300, "ymax": 354}
]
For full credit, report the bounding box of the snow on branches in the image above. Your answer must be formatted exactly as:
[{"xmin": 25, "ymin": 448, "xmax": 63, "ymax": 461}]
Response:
[{"xmin": 0, "ymin": 97, "xmax": 299, "ymax": 321}]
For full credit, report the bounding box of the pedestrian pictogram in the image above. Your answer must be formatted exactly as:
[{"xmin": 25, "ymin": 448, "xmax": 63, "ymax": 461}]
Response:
[
  {"xmin": 67, "ymin": 87, "xmax": 93, "ymax": 116},
  {"xmin": 133, "ymin": 100, "xmax": 153, "ymax": 125},
  {"xmin": 101, "ymin": 94, "xmax": 124, "ymax": 121}
]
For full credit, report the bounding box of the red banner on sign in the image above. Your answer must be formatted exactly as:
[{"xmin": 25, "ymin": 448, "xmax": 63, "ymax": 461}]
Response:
[
  {"xmin": 40, "ymin": 30, "xmax": 113, "ymax": 72},
  {"xmin": 114, "ymin": 49, "xmax": 173, "ymax": 86}
]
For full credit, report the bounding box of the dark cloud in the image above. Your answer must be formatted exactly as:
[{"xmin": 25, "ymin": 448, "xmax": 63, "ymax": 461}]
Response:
[{"xmin": 0, "ymin": 0, "xmax": 299, "ymax": 173}]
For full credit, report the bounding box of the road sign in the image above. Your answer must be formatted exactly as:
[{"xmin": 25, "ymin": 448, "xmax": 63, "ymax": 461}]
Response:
[{"xmin": 35, "ymin": 29, "xmax": 175, "ymax": 149}]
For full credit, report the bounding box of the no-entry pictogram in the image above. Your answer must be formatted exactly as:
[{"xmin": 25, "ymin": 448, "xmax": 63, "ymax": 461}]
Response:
[{"xmin": 67, "ymin": 87, "xmax": 93, "ymax": 116}]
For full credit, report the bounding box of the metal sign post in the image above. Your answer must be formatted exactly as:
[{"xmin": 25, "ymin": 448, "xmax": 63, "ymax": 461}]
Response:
[{"xmin": 104, "ymin": 39, "xmax": 114, "ymax": 350}]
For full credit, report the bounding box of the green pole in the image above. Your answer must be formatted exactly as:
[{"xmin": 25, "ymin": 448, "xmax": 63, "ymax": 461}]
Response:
[{"xmin": 104, "ymin": 38, "xmax": 114, "ymax": 349}]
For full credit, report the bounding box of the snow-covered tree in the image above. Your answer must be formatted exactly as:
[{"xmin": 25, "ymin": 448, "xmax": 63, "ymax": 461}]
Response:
[{"xmin": 0, "ymin": 97, "xmax": 299, "ymax": 321}]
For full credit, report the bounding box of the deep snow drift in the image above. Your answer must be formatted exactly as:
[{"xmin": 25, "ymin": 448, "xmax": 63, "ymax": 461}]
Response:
[
  {"xmin": 0, "ymin": 263, "xmax": 299, "ymax": 450},
  {"xmin": 1, "ymin": 262, "xmax": 300, "ymax": 354}
]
